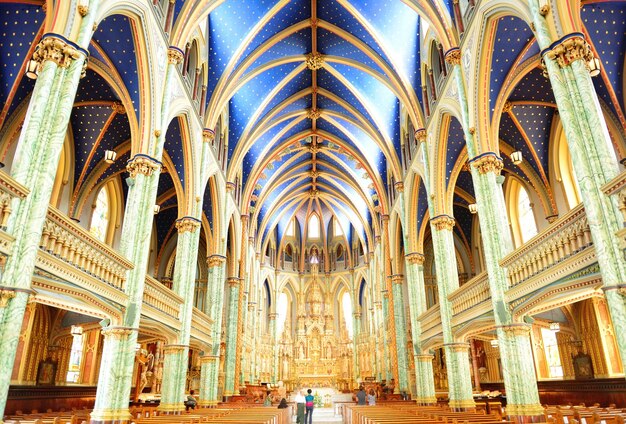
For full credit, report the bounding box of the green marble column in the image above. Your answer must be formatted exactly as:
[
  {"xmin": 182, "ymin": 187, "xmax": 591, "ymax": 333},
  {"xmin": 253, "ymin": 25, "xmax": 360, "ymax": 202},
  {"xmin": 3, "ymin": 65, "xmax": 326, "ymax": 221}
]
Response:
[
  {"xmin": 444, "ymin": 46, "xmax": 543, "ymax": 416},
  {"xmin": 223, "ymin": 276, "xmax": 240, "ymax": 396},
  {"xmin": 405, "ymin": 253, "xmax": 437, "ymax": 405},
  {"xmin": 268, "ymin": 312, "xmax": 278, "ymax": 383},
  {"xmin": 198, "ymin": 355, "xmax": 218, "ymax": 407},
  {"xmin": 0, "ymin": 29, "xmax": 97, "ymax": 417},
  {"xmin": 391, "ymin": 274, "xmax": 410, "ymax": 393},
  {"xmin": 381, "ymin": 289, "xmax": 392, "ymax": 382},
  {"xmin": 159, "ymin": 217, "xmax": 202, "ymax": 413},
  {"xmin": 91, "ymin": 47, "xmax": 185, "ymax": 424},
  {"xmin": 528, "ymin": 13, "xmax": 626, "ymax": 366},
  {"xmin": 204, "ymin": 254, "xmax": 226, "ymax": 405},
  {"xmin": 429, "ymin": 215, "xmax": 474, "ymax": 410}
]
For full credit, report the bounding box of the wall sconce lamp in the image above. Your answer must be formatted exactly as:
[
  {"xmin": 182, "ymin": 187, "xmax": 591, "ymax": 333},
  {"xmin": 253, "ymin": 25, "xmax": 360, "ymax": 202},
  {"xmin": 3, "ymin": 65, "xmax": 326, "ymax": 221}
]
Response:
[
  {"xmin": 153, "ymin": 204, "xmax": 161, "ymax": 214},
  {"xmin": 490, "ymin": 339, "xmax": 499, "ymax": 348},
  {"xmin": 469, "ymin": 203, "xmax": 478, "ymax": 214},
  {"xmin": 104, "ymin": 150, "xmax": 117, "ymax": 164},
  {"xmin": 538, "ymin": 0, "xmax": 550, "ymax": 16},
  {"xmin": 25, "ymin": 59, "xmax": 39, "ymax": 79},
  {"xmin": 511, "ymin": 151, "xmax": 523, "ymax": 165},
  {"xmin": 70, "ymin": 325, "xmax": 83, "ymax": 336},
  {"xmin": 549, "ymin": 322, "xmax": 561, "ymax": 332},
  {"xmin": 588, "ymin": 57, "xmax": 601, "ymax": 77}
]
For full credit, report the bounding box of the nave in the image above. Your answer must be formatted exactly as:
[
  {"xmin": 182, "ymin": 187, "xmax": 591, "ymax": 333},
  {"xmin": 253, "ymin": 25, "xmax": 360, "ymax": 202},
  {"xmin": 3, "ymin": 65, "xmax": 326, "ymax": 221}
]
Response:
[{"xmin": 2, "ymin": 0, "xmax": 626, "ymax": 423}]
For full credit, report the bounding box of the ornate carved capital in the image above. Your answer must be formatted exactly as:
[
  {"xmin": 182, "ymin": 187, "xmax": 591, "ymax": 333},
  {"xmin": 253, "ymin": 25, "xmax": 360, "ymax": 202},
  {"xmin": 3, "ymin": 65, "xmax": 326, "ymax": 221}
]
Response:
[
  {"xmin": 414, "ymin": 128, "xmax": 427, "ymax": 143},
  {"xmin": 0, "ymin": 288, "xmax": 16, "ymax": 308},
  {"xmin": 444, "ymin": 342, "xmax": 470, "ymax": 353},
  {"xmin": 381, "ymin": 214, "xmax": 390, "ymax": 222},
  {"xmin": 268, "ymin": 312, "xmax": 278, "ymax": 320},
  {"xmin": 226, "ymin": 181, "xmax": 236, "ymax": 192},
  {"xmin": 207, "ymin": 255, "xmax": 226, "ymax": 268},
  {"xmin": 306, "ymin": 108, "xmax": 321, "ymax": 120},
  {"xmin": 167, "ymin": 46, "xmax": 185, "ymax": 65},
  {"xmin": 101, "ymin": 326, "xmax": 136, "ymax": 340},
  {"xmin": 444, "ymin": 47, "xmax": 461, "ymax": 66},
  {"xmin": 32, "ymin": 34, "xmax": 85, "ymax": 70},
  {"xmin": 203, "ymin": 128, "xmax": 215, "ymax": 143},
  {"xmin": 163, "ymin": 344, "xmax": 188, "ymax": 354},
  {"xmin": 227, "ymin": 277, "xmax": 239, "ymax": 287},
  {"xmin": 394, "ymin": 181, "xmax": 404, "ymax": 193},
  {"xmin": 502, "ymin": 323, "xmax": 532, "ymax": 337},
  {"xmin": 415, "ymin": 354, "xmax": 434, "ymax": 362},
  {"xmin": 309, "ymin": 188, "xmax": 319, "ymax": 198},
  {"xmin": 502, "ymin": 101, "xmax": 513, "ymax": 114},
  {"xmin": 175, "ymin": 216, "xmax": 201, "ymax": 233},
  {"xmin": 469, "ymin": 152, "xmax": 503, "ymax": 175},
  {"xmin": 391, "ymin": 274, "xmax": 404, "ymax": 285},
  {"xmin": 199, "ymin": 354, "xmax": 217, "ymax": 364},
  {"xmin": 405, "ymin": 252, "xmax": 425, "ymax": 265},
  {"xmin": 431, "ymin": 214, "xmax": 455, "ymax": 231},
  {"xmin": 305, "ymin": 52, "xmax": 324, "ymax": 70},
  {"xmin": 126, "ymin": 154, "xmax": 162, "ymax": 178},
  {"xmin": 543, "ymin": 33, "xmax": 594, "ymax": 69}
]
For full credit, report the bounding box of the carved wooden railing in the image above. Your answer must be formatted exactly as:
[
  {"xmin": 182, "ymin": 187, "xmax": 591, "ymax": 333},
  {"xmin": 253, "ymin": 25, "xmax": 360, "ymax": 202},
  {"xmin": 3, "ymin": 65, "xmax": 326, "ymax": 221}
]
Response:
[
  {"xmin": 500, "ymin": 204, "xmax": 592, "ymax": 288},
  {"xmin": 448, "ymin": 272, "xmax": 490, "ymax": 318},
  {"xmin": 143, "ymin": 275, "xmax": 182, "ymax": 319},
  {"xmin": 39, "ymin": 206, "xmax": 133, "ymax": 290},
  {"xmin": 0, "ymin": 170, "xmax": 29, "ymax": 231},
  {"xmin": 418, "ymin": 303, "xmax": 441, "ymax": 340},
  {"xmin": 191, "ymin": 307, "xmax": 213, "ymax": 344}
]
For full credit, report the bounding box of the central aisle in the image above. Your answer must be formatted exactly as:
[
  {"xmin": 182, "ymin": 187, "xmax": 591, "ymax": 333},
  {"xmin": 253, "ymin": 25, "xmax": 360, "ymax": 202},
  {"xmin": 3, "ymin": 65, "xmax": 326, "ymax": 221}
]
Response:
[{"xmin": 297, "ymin": 407, "xmax": 342, "ymax": 423}]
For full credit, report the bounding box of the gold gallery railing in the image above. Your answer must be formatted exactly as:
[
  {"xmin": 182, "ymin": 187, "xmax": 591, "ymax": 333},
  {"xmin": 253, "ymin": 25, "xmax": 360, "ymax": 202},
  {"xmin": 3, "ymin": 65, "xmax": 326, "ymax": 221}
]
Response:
[
  {"xmin": 448, "ymin": 271, "xmax": 490, "ymax": 317},
  {"xmin": 40, "ymin": 206, "xmax": 133, "ymax": 290},
  {"xmin": 143, "ymin": 275, "xmax": 182, "ymax": 318},
  {"xmin": 0, "ymin": 171, "xmax": 28, "ymax": 231},
  {"xmin": 500, "ymin": 204, "xmax": 591, "ymax": 287}
]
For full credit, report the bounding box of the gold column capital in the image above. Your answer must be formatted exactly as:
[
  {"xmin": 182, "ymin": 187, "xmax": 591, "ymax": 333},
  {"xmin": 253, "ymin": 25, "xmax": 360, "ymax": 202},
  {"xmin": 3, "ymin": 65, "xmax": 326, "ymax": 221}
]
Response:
[
  {"xmin": 391, "ymin": 274, "xmax": 404, "ymax": 285},
  {"xmin": 431, "ymin": 214, "xmax": 455, "ymax": 231},
  {"xmin": 33, "ymin": 34, "xmax": 85, "ymax": 69},
  {"xmin": 167, "ymin": 46, "xmax": 185, "ymax": 65},
  {"xmin": 469, "ymin": 152, "xmax": 503, "ymax": 175},
  {"xmin": 445, "ymin": 47, "xmax": 461, "ymax": 66},
  {"xmin": 0, "ymin": 288, "xmax": 16, "ymax": 308},
  {"xmin": 227, "ymin": 277, "xmax": 240, "ymax": 287},
  {"xmin": 415, "ymin": 128, "xmax": 427, "ymax": 142},
  {"xmin": 207, "ymin": 255, "xmax": 226, "ymax": 267},
  {"xmin": 203, "ymin": 128, "xmax": 215, "ymax": 143},
  {"xmin": 444, "ymin": 342, "xmax": 470, "ymax": 353},
  {"xmin": 405, "ymin": 252, "xmax": 425, "ymax": 265},
  {"xmin": 543, "ymin": 33, "xmax": 594, "ymax": 68},
  {"xmin": 501, "ymin": 323, "xmax": 532, "ymax": 337},
  {"xmin": 394, "ymin": 181, "xmax": 404, "ymax": 193},
  {"xmin": 101, "ymin": 326, "xmax": 136, "ymax": 340},
  {"xmin": 163, "ymin": 344, "xmax": 188, "ymax": 354},
  {"xmin": 175, "ymin": 216, "xmax": 201, "ymax": 233},
  {"xmin": 126, "ymin": 154, "xmax": 162, "ymax": 178}
]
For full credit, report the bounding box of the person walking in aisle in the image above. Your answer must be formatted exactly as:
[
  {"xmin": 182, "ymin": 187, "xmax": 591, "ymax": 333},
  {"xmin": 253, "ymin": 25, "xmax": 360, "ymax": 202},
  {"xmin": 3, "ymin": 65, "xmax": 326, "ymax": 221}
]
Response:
[
  {"xmin": 295, "ymin": 390, "xmax": 306, "ymax": 423},
  {"xmin": 304, "ymin": 389, "xmax": 314, "ymax": 424}
]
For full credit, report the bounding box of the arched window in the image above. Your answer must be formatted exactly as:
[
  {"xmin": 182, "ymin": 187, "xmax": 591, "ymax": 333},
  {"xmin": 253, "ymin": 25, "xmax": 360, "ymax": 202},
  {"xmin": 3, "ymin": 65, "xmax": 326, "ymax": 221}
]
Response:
[
  {"xmin": 308, "ymin": 214, "xmax": 320, "ymax": 239},
  {"xmin": 66, "ymin": 327, "xmax": 84, "ymax": 383},
  {"xmin": 541, "ymin": 327, "xmax": 563, "ymax": 378},
  {"xmin": 508, "ymin": 179, "xmax": 538, "ymax": 247},
  {"xmin": 90, "ymin": 186, "xmax": 110, "ymax": 242},
  {"xmin": 555, "ymin": 124, "xmax": 582, "ymax": 209},
  {"xmin": 342, "ymin": 292, "xmax": 353, "ymax": 340},
  {"xmin": 276, "ymin": 292, "xmax": 288, "ymax": 336},
  {"xmin": 517, "ymin": 184, "xmax": 538, "ymax": 243}
]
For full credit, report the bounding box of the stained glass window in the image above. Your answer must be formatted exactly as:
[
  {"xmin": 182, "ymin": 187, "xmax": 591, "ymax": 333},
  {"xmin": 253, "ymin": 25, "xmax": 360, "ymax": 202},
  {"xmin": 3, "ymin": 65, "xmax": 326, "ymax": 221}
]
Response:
[{"xmin": 90, "ymin": 186, "xmax": 110, "ymax": 242}]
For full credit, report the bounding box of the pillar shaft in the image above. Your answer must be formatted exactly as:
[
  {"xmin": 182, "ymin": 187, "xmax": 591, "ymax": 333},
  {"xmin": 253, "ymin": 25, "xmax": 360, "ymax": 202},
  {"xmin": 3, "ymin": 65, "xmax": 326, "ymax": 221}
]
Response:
[
  {"xmin": 91, "ymin": 47, "xmax": 185, "ymax": 423},
  {"xmin": 0, "ymin": 33, "xmax": 92, "ymax": 418},
  {"xmin": 159, "ymin": 217, "xmax": 201, "ymax": 412},
  {"xmin": 223, "ymin": 277, "xmax": 240, "ymax": 395},
  {"xmin": 429, "ymin": 215, "xmax": 474, "ymax": 410},
  {"xmin": 233, "ymin": 216, "xmax": 249, "ymax": 393},
  {"xmin": 205, "ymin": 256, "xmax": 226, "ymax": 404}
]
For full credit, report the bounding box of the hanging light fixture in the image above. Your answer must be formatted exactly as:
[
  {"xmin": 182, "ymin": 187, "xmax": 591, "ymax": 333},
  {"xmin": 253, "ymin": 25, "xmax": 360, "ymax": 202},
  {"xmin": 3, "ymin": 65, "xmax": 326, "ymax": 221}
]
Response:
[
  {"xmin": 25, "ymin": 59, "xmax": 39, "ymax": 79},
  {"xmin": 135, "ymin": 343, "xmax": 142, "ymax": 352},
  {"xmin": 104, "ymin": 150, "xmax": 117, "ymax": 164},
  {"xmin": 469, "ymin": 203, "xmax": 478, "ymax": 214},
  {"xmin": 511, "ymin": 151, "xmax": 523, "ymax": 165},
  {"xmin": 490, "ymin": 339, "xmax": 499, "ymax": 348},
  {"xmin": 70, "ymin": 325, "xmax": 83, "ymax": 336},
  {"xmin": 153, "ymin": 205, "xmax": 161, "ymax": 214},
  {"xmin": 588, "ymin": 57, "xmax": 601, "ymax": 77}
]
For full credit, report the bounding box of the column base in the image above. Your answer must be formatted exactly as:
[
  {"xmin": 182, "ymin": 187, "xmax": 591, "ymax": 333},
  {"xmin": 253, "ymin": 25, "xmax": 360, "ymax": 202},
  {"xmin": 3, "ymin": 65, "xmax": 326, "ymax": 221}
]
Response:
[
  {"xmin": 414, "ymin": 397, "xmax": 437, "ymax": 405},
  {"xmin": 198, "ymin": 400, "xmax": 219, "ymax": 407},
  {"xmin": 448, "ymin": 398, "xmax": 476, "ymax": 411},
  {"xmin": 506, "ymin": 404, "xmax": 545, "ymax": 422},
  {"xmin": 89, "ymin": 408, "xmax": 132, "ymax": 424},
  {"xmin": 157, "ymin": 403, "xmax": 185, "ymax": 414}
]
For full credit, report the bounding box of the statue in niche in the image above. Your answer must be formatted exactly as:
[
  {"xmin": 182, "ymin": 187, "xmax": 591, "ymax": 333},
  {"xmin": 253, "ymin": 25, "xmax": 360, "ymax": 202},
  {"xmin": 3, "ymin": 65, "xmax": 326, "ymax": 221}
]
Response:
[
  {"xmin": 326, "ymin": 344, "xmax": 332, "ymax": 359},
  {"xmin": 299, "ymin": 343, "xmax": 305, "ymax": 359}
]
